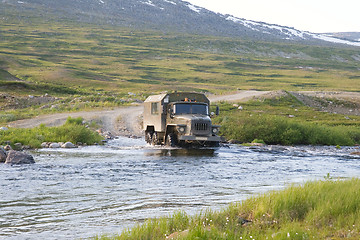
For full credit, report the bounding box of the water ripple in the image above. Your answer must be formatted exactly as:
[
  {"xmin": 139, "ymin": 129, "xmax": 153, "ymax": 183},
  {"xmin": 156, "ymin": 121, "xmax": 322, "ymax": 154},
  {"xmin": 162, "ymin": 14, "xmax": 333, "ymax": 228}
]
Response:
[{"xmin": 1, "ymin": 138, "xmax": 359, "ymax": 239}]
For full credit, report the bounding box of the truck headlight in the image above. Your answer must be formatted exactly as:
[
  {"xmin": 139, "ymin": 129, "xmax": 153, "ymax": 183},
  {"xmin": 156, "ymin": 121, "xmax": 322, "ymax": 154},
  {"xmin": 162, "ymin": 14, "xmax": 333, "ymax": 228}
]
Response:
[
  {"xmin": 178, "ymin": 126, "xmax": 186, "ymax": 133},
  {"xmin": 212, "ymin": 128, "xmax": 219, "ymax": 134}
]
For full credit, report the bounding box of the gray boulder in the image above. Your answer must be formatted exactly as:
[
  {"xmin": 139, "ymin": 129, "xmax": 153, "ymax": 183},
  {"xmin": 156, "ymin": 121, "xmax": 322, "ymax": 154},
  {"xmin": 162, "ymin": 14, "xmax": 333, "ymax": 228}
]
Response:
[
  {"xmin": 0, "ymin": 147, "xmax": 6, "ymax": 163},
  {"xmin": 49, "ymin": 142, "xmax": 61, "ymax": 148},
  {"xmin": 4, "ymin": 145, "xmax": 12, "ymax": 151},
  {"xmin": 5, "ymin": 150, "xmax": 35, "ymax": 164},
  {"xmin": 62, "ymin": 142, "xmax": 76, "ymax": 148}
]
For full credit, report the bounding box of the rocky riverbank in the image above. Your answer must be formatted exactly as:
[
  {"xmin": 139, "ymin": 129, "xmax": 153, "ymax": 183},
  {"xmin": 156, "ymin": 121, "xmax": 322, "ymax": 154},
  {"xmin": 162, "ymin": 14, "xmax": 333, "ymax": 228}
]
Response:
[
  {"xmin": 0, "ymin": 140, "xmax": 86, "ymax": 165},
  {"xmin": 0, "ymin": 146, "xmax": 34, "ymax": 164}
]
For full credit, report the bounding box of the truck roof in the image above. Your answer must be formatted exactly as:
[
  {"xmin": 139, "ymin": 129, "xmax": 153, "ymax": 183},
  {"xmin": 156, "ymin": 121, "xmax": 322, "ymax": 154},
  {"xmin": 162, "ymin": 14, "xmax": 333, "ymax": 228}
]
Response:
[{"xmin": 144, "ymin": 92, "xmax": 209, "ymax": 105}]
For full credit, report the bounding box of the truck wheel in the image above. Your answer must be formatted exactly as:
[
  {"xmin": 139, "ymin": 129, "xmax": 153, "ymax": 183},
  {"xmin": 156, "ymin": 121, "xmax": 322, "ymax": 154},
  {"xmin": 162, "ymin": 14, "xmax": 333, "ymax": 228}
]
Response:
[
  {"xmin": 145, "ymin": 132, "xmax": 153, "ymax": 144},
  {"xmin": 166, "ymin": 133, "xmax": 178, "ymax": 147},
  {"xmin": 151, "ymin": 132, "xmax": 159, "ymax": 145}
]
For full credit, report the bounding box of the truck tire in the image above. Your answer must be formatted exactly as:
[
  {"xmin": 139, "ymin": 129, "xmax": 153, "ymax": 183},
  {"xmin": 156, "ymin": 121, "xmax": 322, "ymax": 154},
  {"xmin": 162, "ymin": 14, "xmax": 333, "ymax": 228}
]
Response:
[
  {"xmin": 145, "ymin": 132, "xmax": 153, "ymax": 144},
  {"xmin": 151, "ymin": 132, "xmax": 159, "ymax": 145},
  {"xmin": 166, "ymin": 133, "xmax": 178, "ymax": 147}
]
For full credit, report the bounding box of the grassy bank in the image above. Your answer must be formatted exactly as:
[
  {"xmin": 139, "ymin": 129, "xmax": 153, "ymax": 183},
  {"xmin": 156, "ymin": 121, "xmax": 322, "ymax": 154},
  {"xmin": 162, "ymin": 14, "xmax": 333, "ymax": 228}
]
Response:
[
  {"xmin": 0, "ymin": 117, "xmax": 103, "ymax": 148},
  {"xmin": 95, "ymin": 178, "xmax": 360, "ymax": 239},
  {"xmin": 213, "ymin": 94, "xmax": 360, "ymax": 146}
]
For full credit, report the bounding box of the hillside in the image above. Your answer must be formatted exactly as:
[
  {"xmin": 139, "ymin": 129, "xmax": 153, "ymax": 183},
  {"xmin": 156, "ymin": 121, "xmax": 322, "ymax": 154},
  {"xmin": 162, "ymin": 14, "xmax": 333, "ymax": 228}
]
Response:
[
  {"xmin": 326, "ymin": 32, "xmax": 360, "ymax": 42},
  {"xmin": 0, "ymin": 0, "xmax": 360, "ymax": 115},
  {"xmin": 1, "ymin": 21, "xmax": 360, "ymax": 98},
  {"xmin": 1, "ymin": 0, "xmax": 359, "ymax": 46}
]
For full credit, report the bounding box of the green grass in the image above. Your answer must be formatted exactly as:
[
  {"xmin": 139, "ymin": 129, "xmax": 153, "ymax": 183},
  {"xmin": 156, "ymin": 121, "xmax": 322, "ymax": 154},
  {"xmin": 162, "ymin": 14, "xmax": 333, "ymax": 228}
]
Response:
[
  {"xmin": 1, "ymin": 16, "xmax": 359, "ymax": 124},
  {"xmin": 212, "ymin": 94, "xmax": 360, "ymax": 146},
  {"xmin": 94, "ymin": 178, "xmax": 360, "ymax": 239},
  {"xmin": 0, "ymin": 117, "xmax": 103, "ymax": 148},
  {"xmin": 0, "ymin": 94, "xmax": 134, "ymax": 124},
  {"xmin": 1, "ymin": 18, "xmax": 360, "ymax": 100}
]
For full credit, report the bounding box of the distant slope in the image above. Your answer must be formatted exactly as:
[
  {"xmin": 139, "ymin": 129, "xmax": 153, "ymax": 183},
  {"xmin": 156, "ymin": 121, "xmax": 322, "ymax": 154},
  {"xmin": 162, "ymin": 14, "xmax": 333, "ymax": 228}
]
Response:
[
  {"xmin": 325, "ymin": 32, "xmax": 360, "ymax": 42},
  {"xmin": 1, "ymin": 0, "xmax": 359, "ymax": 46}
]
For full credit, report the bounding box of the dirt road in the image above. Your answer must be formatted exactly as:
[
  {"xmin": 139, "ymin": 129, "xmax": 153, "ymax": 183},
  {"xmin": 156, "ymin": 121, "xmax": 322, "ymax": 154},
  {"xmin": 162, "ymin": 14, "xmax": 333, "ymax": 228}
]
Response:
[
  {"xmin": 7, "ymin": 91, "xmax": 273, "ymax": 137},
  {"xmin": 7, "ymin": 90, "xmax": 360, "ymax": 137},
  {"xmin": 7, "ymin": 105, "xmax": 143, "ymax": 137}
]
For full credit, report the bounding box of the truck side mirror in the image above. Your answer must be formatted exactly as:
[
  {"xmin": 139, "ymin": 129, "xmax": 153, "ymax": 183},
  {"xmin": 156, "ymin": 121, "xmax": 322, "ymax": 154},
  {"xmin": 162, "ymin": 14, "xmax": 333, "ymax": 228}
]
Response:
[
  {"xmin": 216, "ymin": 106, "xmax": 220, "ymax": 116},
  {"xmin": 169, "ymin": 108, "xmax": 174, "ymax": 118}
]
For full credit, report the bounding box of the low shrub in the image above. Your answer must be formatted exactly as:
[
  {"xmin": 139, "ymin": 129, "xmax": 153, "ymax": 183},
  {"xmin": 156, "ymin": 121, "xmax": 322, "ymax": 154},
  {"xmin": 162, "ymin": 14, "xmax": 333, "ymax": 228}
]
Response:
[
  {"xmin": 0, "ymin": 117, "xmax": 103, "ymax": 148},
  {"xmin": 217, "ymin": 113, "xmax": 358, "ymax": 146}
]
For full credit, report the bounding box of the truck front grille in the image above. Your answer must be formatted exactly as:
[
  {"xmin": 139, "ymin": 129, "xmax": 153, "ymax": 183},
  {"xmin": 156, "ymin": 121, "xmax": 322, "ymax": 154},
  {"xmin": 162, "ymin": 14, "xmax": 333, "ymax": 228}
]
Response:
[{"xmin": 195, "ymin": 122, "xmax": 208, "ymax": 131}]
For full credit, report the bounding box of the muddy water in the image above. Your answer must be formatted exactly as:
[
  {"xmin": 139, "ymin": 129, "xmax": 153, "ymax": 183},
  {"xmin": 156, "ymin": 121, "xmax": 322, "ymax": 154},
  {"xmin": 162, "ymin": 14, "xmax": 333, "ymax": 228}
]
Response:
[{"xmin": 1, "ymin": 137, "xmax": 359, "ymax": 239}]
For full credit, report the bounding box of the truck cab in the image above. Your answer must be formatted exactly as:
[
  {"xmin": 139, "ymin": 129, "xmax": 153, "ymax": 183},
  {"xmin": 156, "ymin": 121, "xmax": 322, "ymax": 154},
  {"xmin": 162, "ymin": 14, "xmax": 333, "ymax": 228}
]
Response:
[{"xmin": 143, "ymin": 92, "xmax": 223, "ymax": 147}]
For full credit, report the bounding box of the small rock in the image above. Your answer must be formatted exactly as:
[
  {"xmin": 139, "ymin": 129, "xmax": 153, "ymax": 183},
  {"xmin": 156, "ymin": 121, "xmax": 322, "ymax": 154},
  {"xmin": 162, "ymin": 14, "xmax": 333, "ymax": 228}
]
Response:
[
  {"xmin": 5, "ymin": 150, "xmax": 35, "ymax": 164},
  {"xmin": 49, "ymin": 142, "xmax": 61, "ymax": 148},
  {"xmin": 50, "ymin": 104, "xmax": 59, "ymax": 110},
  {"xmin": 0, "ymin": 127, "xmax": 8, "ymax": 131},
  {"xmin": 4, "ymin": 145, "xmax": 12, "ymax": 151},
  {"xmin": 350, "ymin": 152, "xmax": 360, "ymax": 155},
  {"xmin": 14, "ymin": 143, "xmax": 22, "ymax": 151},
  {"xmin": 62, "ymin": 142, "xmax": 76, "ymax": 148},
  {"xmin": 228, "ymin": 139, "xmax": 241, "ymax": 144},
  {"xmin": 250, "ymin": 142, "xmax": 265, "ymax": 147},
  {"xmin": 288, "ymin": 115, "xmax": 295, "ymax": 118},
  {"xmin": 238, "ymin": 106, "xmax": 243, "ymax": 110},
  {"xmin": 0, "ymin": 147, "xmax": 7, "ymax": 163},
  {"xmin": 41, "ymin": 142, "xmax": 49, "ymax": 148}
]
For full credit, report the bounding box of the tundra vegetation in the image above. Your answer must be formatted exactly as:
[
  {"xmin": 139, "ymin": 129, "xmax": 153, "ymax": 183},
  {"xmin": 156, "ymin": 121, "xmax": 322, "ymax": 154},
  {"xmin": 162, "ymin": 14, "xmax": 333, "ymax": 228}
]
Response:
[
  {"xmin": 94, "ymin": 178, "xmax": 360, "ymax": 239},
  {"xmin": 1, "ymin": 19, "xmax": 359, "ymax": 145},
  {"xmin": 212, "ymin": 94, "xmax": 360, "ymax": 146},
  {"xmin": 1, "ymin": 18, "xmax": 360, "ymax": 104}
]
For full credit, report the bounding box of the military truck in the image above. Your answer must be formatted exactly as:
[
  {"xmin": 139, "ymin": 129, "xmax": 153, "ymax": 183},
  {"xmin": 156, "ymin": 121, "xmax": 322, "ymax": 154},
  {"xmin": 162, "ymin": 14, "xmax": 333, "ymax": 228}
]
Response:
[{"xmin": 143, "ymin": 92, "xmax": 223, "ymax": 147}]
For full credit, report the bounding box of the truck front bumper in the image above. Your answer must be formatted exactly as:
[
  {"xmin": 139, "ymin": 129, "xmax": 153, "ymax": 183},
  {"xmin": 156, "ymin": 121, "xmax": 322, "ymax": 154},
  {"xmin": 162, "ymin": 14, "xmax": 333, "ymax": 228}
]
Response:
[{"xmin": 178, "ymin": 135, "xmax": 224, "ymax": 142}]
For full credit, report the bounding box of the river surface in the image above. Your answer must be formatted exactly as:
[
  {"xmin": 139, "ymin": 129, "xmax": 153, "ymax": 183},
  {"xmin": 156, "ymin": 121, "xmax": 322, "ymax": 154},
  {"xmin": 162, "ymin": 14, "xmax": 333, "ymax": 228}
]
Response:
[{"xmin": 1, "ymin": 137, "xmax": 360, "ymax": 239}]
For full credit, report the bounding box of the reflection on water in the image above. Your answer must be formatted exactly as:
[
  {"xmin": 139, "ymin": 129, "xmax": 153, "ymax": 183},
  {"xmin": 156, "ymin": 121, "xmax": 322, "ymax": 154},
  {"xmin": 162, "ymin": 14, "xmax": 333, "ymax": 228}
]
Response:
[
  {"xmin": 144, "ymin": 148, "xmax": 217, "ymax": 157},
  {"xmin": 0, "ymin": 137, "xmax": 359, "ymax": 240}
]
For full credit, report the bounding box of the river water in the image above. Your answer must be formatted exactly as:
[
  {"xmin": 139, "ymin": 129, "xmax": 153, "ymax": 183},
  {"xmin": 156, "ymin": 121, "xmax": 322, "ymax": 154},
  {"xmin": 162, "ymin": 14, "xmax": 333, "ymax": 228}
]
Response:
[{"xmin": 1, "ymin": 137, "xmax": 360, "ymax": 239}]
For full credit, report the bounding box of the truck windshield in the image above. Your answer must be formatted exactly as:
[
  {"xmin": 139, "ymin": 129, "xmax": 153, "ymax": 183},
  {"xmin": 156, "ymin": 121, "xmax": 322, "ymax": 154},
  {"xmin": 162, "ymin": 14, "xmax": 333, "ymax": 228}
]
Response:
[{"xmin": 174, "ymin": 103, "xmax": 208, "ymax": 115}]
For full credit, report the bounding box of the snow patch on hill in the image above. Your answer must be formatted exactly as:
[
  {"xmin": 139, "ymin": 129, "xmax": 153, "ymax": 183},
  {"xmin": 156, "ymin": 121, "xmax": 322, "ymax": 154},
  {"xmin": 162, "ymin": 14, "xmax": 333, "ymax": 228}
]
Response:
[
  {"xmin": 311, "ymin": 34, "xmax": 360, "ymax": 47},
  {"xmin": 163, "ymin": 0, "xmax": 176, "ymax": 5},
  {"xmin": 226, "ymin": 15, "xmax": 360, "ymax": 46},
  {"xmin": 187, "ymin": 3, "xmax": 201, "ymax": 13}
]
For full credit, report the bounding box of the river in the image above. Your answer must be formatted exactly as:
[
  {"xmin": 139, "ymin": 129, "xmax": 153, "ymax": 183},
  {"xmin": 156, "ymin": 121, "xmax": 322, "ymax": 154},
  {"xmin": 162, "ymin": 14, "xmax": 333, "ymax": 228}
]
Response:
[{"xmin": 1, "ymin": 137, "xmax": 359, "ymax": 239}]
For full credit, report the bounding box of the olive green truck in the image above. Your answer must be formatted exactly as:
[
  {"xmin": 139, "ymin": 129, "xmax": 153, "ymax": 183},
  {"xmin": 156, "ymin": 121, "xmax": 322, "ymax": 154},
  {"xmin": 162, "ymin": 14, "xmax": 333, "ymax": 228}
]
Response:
[{"xmin": 143, "ymin": 92, "xmax": 223, "ymax": 147}]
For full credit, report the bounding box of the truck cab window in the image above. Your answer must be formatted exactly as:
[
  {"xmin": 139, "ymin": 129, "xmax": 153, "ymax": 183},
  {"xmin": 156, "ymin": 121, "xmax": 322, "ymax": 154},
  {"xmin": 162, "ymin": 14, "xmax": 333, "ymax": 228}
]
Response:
[
  {"xmin": 174, "ymin": 103, "xmax": 208, "ymax": 115},
  {"xmin": 151, "ymin": 102, "xmax": 159, "ymax": 115}
]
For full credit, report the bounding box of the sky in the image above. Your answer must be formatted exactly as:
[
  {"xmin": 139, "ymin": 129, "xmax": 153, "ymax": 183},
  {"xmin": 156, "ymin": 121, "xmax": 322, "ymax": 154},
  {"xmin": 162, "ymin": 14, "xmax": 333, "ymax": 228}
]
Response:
[{"xmin": 185, "ymin": 0, "xmax": 360, "ymax": 33}]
